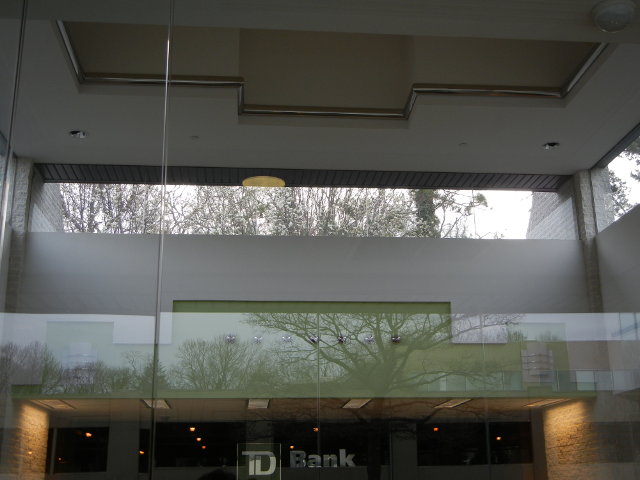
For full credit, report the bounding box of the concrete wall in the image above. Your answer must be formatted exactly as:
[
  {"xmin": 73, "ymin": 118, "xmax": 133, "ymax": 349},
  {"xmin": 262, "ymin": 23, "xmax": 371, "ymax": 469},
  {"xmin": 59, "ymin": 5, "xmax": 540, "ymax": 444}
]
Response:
[
  {"xmin": 597, "ymin": 205, "xmax": 640, "ymax": 312},
  {"xmin": 16, "ymin": 233, "xmax": 590, "ymax": 315}
]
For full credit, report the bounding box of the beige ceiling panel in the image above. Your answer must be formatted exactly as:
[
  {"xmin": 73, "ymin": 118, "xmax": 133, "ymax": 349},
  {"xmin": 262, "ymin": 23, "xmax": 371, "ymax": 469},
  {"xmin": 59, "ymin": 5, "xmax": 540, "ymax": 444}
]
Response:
[
  {"xmin": 410, "ymin": 37, "xmax": 596, "ymax": 88},
  {"xmin": 65, "ymin": 22, "xmax": 240, "ymax": 78},
  {"xmin": 239, "ymin": 29, "xmax": 413, "ymax": 109}
]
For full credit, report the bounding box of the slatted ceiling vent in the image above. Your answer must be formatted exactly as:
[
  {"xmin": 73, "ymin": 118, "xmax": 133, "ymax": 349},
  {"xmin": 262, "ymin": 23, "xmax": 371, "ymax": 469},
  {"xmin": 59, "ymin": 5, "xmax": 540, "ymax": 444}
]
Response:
[{"xmin": 35, "ymin": 164, "xmax": 569, "ymax": 191}]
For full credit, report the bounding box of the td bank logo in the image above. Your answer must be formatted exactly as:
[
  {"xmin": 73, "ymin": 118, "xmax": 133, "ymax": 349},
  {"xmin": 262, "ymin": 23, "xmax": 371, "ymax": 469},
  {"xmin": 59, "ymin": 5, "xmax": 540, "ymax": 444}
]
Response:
[{"xmin": 238, "ymin": 443, "xmax": 281, "ymax": 480}]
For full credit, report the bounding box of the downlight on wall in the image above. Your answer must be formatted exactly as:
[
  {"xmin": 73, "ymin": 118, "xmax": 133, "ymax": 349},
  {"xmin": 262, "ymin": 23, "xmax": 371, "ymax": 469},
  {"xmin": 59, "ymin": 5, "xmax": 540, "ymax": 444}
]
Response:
[
  {"xmin": 242, "ymin": 176, "xmax": 285, "ymax": 187},
  {"xmin": 592, "ymin": 0, "xmax": 637, "ymax": 32}
]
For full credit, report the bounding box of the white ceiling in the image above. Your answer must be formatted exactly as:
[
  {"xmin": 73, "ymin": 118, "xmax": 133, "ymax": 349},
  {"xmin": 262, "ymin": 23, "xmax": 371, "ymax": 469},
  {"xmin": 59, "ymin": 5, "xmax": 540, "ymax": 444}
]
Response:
[{"xmin": 1, "ymin": 0, "xmax": 640, "ymax": 177}]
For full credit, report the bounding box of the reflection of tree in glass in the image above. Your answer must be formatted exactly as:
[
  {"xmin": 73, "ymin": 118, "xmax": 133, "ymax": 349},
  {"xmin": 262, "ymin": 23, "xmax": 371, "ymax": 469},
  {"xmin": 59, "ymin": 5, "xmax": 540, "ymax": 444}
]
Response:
[
  {"xmin": 169, "ymin": 337, "xmax": 270, "ymax": 391},
  {"xmin": 245, "ymin": 312, "xmax": 519, "ymax": 480},
  {"xmin": 249, "ymin": 312, "xmax": 517, "ymax": 397}
]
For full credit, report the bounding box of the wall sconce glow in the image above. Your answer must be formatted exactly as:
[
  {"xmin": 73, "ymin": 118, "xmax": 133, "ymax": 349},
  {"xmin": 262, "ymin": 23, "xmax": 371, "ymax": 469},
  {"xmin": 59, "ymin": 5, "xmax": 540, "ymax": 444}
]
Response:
[
  {"xmin": 525, "ymin": 398, "xmax": 568, "ymax": 408},
  {"xmin": 242, "ymin": 176, "xmax": 285, "ymax": 187},
  {"xmin": 434, "ymin": 398, "xmax": 471, "ymax": 408},
  {"xmin": 33, "ymin": 399, "xmax": 75, "ymax": 410},
  {"xmin": 248, "ymin": 398, "xmax": 270, "ymax": 409},
  {"xmin": 27, "ymin": 450, "xmax": 33, "ymax": 455},
  {"xmin": 343, "ymin": 398, "xmax": 371, "ymax": 409},
  {"xmin": 85, "ymin": 432, "xmax": 92, "ymax": 438},
  {"xmin": 196, "ymin": 437, "xmax": 202, "ymax": 442},
  {"xmin": 189, "ymin": 427, "xmax": 196, "ymax": 432},
  {"xmin": 142, "ymin": 399, "xmax": 171, "ymax": 409}
]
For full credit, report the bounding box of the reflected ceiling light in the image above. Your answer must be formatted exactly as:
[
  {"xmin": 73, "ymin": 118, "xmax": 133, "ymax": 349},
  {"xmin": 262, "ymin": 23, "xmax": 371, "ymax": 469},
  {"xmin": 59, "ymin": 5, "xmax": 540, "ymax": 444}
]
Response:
[
  {"xmin": 201, "ymin": 445, "xmax": 207, "ymax": 450},
  {"xmin": 434, "ymin": 398, "xmax": 471, "ymax": 408},
  {"xmin": 592, "ymin": 0, "xmax": 636, "ymax": 32},
  {"xmin": 242, "ymin": 176, "xmax": 286, "ymax": 187},
  {"xmin": 248, "ymin": 398, "xmax": 270, "ymax": 409},
  {"xmin": 142, "ymin": 399, "xmax": 171, "ymax": 409},
  {"xmin": 342, "ymin": 398, "xmax": 371, "ymax": 409},
  {"xmin": 525, "ymin": 398, "xmax": 568, "ymax": 408},
  {"xmin": 68, "ymin": 130, "xmax": 87, "ymax": 139},
  {"xmin": 85, "ymin": 432, "xmax": 92, "ymax": 438},
  {"xmin": 196, "ymin": 437, "xmax": 202, "ymax": 442},
  {"xmin": 189, "ymin": 426, "xmax": 196, "ymax": 432},
  {"xmin": 33, "ymin": 399, "xmax": 75, "ymax": 410}
]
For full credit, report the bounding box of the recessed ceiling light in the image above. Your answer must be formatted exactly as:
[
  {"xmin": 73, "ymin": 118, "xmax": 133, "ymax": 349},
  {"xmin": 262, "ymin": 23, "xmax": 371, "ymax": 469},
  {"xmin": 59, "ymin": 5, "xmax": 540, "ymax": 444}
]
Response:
[
  {"xmin": 142, "ymin": 399, "xmax": 171, "ymax": 409},
  {"xmin": 542, "ymin": 142, "xmax": 560, "ymax": 150},
  {"xmin": 68, "ymin": 130, "xmax": 87, "ymax": 139},
  {"xmin": 434, "ymin": 398, "xmax": 471, "ymax": 408},
  {"xmin": 525, "ymin": 398, "xmax": 568, "ymax": 408},
  {"xmin": 242, "ymin": 176, "xmax": 285, "ymax": 187},
  {"xmin": 248, "ymin": 398, "xmax": 270, "ymax": 409},
  {"xmin": 592, "ymin": 0, "xmax": 636, "ymax": 32},
  {"xmin": 342, "ymin": 398, "xmax": 371, "ymax": 409}
]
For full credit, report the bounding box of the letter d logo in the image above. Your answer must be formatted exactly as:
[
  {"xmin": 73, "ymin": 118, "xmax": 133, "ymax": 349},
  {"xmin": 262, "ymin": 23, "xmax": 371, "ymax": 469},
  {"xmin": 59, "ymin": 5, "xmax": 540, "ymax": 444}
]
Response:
[{"xmin": 238, "ymin": 443, "xmax": 281, "ymax": 480}]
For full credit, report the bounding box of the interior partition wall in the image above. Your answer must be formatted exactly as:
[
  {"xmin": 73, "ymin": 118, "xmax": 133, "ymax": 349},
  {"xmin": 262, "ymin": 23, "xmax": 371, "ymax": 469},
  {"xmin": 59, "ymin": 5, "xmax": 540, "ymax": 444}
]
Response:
[{"xmin": 1, "ymin": 2, "xmax": 640, "ymax": 480}]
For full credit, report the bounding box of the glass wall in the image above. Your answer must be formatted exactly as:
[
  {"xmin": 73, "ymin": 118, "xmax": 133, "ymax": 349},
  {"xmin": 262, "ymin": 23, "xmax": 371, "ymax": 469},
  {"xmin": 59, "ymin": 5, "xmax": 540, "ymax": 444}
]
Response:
[
  {"xmin": 0, "ymin": 0, "xmax": 171, "ymax": 478},
  {"xmin": 0, "ymin": 1, "xmax": 639, "ymax": 480}
]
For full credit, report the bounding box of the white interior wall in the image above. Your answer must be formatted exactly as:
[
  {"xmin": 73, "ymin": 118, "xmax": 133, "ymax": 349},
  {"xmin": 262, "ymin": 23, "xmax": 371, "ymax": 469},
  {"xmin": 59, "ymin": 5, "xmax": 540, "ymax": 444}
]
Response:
[
  {"xmin": 597, "ymin": 205, "xmax": 640, "ymax": 312},
  {"xmin": 17, "ymin": 233, "xmax": 589, "ymax": 315}
]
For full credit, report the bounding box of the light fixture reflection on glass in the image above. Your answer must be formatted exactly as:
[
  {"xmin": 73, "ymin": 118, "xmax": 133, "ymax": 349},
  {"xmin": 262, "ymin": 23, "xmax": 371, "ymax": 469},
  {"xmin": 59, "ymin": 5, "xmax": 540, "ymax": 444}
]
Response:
[
  {"xmin": 434, "ymin": 398, "xmax": 471, "ymax": 408},
  {"xmin": 525, "ymin": 398, "xmax": 568, "ymax": 408},
  {"xmin": 85, "ymin": 432, "xmax": 92, "ymax": 438},
  {"xmin": 242, "ymin": 176, "xmax": 286, "ymax": 187},
  {"xmin": 196, "ymin": 437, "xmax": 202, "ymax": 442},
  {"xmin": 139, "ymin": 450, "xmax": 145, "ymax": 455},
  {"xmin": 189, "ymin": 427, "xmax": 196, "ymax": 432},
  {"xmin": 201, "ymin": 445, "xmax": 207, "ymax": 450},
  {"xmin": 342, "ymin": 398, "xmax": 371, "ymax": 409},
  {"xmin": 496, "ymin": 436, "xmax": 502, "ymax": 441}
]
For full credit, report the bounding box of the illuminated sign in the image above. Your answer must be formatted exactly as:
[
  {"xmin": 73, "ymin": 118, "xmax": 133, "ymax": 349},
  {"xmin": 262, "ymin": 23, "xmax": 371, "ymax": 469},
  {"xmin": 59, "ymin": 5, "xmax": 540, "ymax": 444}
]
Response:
[
  {"xmin": 290, "ymin": 449, "xmax": 356, "ymax": 468},
  {"xmin": 238, "ymin": 444, "xmax": 281, "ymax": 480}
]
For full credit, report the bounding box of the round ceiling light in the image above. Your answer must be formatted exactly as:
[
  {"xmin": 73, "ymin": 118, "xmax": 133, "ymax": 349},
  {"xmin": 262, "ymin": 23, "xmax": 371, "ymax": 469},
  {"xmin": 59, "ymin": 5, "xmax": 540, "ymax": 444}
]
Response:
[
  {"xmin": 242, "ymin": 176, "xmax": 286, "ymax": 187},
  {"xmin": 592, "ymin": 0, "xmax": 636, "ymax": 32}
]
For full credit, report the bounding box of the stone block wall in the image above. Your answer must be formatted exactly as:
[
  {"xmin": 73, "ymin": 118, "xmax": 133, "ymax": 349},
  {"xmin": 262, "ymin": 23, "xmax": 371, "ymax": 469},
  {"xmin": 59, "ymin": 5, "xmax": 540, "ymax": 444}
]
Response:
[
  {"xmin": 543, "ymin": 397, "xmax": 640, "ymax": 480},
  {"xmin": 527, "ymin": 181, "xmax": 578, "ymax": 240},
  {"xmin": 28, "ymin": 169, "xmax": 62, "ymax": 233},
  {"xmin": 0, "ymin": 402, "xmax": 49, "ymax": 480}
]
